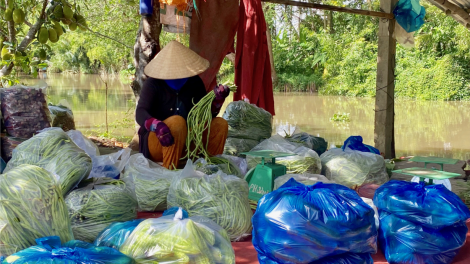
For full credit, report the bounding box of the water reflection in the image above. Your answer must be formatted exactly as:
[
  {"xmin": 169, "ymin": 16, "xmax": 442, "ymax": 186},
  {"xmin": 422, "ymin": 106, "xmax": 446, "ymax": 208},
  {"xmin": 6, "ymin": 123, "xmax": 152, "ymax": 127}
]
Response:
[{"xmin": 19, "ymin": 74, "xmax": 470, "ymax": 160}]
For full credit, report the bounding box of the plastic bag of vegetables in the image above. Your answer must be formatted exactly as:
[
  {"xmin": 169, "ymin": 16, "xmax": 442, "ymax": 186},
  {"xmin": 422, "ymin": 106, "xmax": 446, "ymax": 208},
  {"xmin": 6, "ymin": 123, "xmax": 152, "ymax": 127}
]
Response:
[
  {"xmin": 48, "ymin": 103, "xmax": 76, "ymax": 132},
  {"xmin": 120, "ymin": 207, "xmax": 235, "ymax": 264},
  {"xmin": 274, "ymin": 173, "xmax": 332, "ymax": 190},
  {"xmin": 122, "ymin": 153, "xmax": 179, "ymax": 212},
  {"xmin": 2, "ymin": 236, "xmax": 133, "ymax": 264},
  {"xmin": 252, "ymin": 179, "xmax": 377, "ymax": 264},
  {"xmin": 247, "ymin": 135, "xmax": 322, "ymax": 174},
  {"xmin": 65, "ymin": 178, "xmax": 137, "ymax": 242},
  {"xmin": 94, "ymin": 219, "xmax": 144, "ymax": 249},
  {"xmin": 222, "ymin": 101, "xmax": 272, "ymax": 142},
  {"xmin": 4, "ymin": 128, "xmax": 92, "ymax": 196},
  {"xmin": 194, "ymin": 155, "xmax": 246, "ymax": 179},
  {"xmin": 320, "ymin": 148, "xmax": 388, "ymax": 189},
  {"xmin": 167, "ymin": 161, "xmax": 252, "ymax": 241},
  {"xmin": 223, "ymin": 137, "xmax": 259, "ymax": 157},
  {"xmin": 285, "ymin": 132, "xmax": 328, "ymax": 156},
  {"xmin": 0, "ymin": 165, "xmax": 73, "ymax": 256}
]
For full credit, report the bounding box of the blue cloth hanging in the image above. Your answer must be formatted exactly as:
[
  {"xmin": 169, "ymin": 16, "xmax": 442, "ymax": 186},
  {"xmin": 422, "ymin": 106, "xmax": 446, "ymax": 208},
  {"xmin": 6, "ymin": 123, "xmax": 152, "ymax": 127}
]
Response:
[{"xmin": 393, "ymin": 0, "xmax": 426, "ymax": 33}]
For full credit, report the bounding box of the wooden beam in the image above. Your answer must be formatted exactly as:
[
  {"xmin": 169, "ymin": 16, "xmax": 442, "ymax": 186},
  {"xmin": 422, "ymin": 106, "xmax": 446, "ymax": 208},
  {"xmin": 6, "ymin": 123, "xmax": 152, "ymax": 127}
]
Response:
[
  {"xmin": 374, "ymin": 0, "xmax": 397, "ymax": 158},
  {"xmin": 261, "ymin": 0, "xmax": 394, "ymax": 19}
]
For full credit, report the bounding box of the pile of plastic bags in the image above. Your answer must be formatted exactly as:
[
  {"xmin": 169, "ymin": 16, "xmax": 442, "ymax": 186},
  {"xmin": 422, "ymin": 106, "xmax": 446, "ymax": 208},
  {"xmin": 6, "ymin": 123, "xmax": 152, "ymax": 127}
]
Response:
[
  {"xmin": 167, "ymin": 161, "xmax": 253, "ymax": 241},
  {"xmin": 252, "ymin": 179, "xmax": 378, "ymax": 264},
  {"xmin": 374, "ymin": 180, "xmax": 470, "ymax": 264},
  {"xmin": 247, "ymin": 135, "xmax": 322, "ymax": 174},
  {"xmin": 120, "ymin": 208, "xmax": 236, "ymax": 263},
  {"xmin": 65, "ymin": 178, "xmax": 137, "ymax": 242},
  {"xmin": 5, "ymin": 129, "xmax": 92, "ymax": 196},
  {"xmin": 0, "ymin": 165, "xmax": 73, "ymax": 256},
  {"xmin": 320, "ymin": 148, "xmax": 388, "ymax": 188},
  {"xmin": 2, "ymin": 236, "xmax": 133, "ymax": 264},
  {"xmin": 122, "ymin": 153, "xmax": 180, "ymax": 211}
]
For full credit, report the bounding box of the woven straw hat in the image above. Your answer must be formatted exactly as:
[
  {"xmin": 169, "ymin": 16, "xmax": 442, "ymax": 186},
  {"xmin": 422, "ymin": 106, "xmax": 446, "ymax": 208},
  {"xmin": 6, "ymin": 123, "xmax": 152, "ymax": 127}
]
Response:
[{"xmin": 144, "ymin": 40, "xmax": 210, "ymax": 79}]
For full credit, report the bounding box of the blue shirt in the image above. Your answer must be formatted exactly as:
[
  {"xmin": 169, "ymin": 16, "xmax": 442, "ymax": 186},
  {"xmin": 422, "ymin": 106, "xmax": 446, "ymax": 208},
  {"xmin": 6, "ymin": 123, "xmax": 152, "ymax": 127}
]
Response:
[{"xmin": 165, "ymin": 78, "xmax": 189, "ymax": 91}]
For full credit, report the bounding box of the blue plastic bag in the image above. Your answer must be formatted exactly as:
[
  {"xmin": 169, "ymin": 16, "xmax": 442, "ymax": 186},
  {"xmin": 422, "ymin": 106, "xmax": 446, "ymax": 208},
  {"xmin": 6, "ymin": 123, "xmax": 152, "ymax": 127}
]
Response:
[
  {"xmin": 162, "ymin": 207, "xmax": 189, "ymax": 218},
  {"xmin": 342, "ymin": 136, "xmax": 380, "ymax": 155},
  {"xmin": 374, "ymin": 180, "xmax": 470, "ymax": 229},
  {"xmin": 252, "ymin": 179, "xmax": 378, "ymax": 264},
  {"xmin": 393, "ymin": 0, "xmax": 426, "ymax": 33},
  {"xmin": 93, "ymin": 219, "xmax": 144, "ymax": 249},
  {"xmin": 378, "ymin": 211, "xmax": 467, "ymax": 264},
  {"xmin": 2, "ymin": 236, "xmax": 133, "ymax": 264}
]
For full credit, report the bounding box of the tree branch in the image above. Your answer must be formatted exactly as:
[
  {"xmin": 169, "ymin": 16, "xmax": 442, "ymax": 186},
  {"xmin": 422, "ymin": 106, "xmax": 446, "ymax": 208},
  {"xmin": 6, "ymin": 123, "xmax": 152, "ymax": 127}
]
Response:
[
  {"xmin": 24, "ymin": 20, "xmax": 33, "ymax": 27},
  {"xmin": 80, "ymin": 23, "xmax": 133, "ymax": 49},
  {"xmin": 18, "ymin": 0, "xmax": 48, "ymax": 51}
]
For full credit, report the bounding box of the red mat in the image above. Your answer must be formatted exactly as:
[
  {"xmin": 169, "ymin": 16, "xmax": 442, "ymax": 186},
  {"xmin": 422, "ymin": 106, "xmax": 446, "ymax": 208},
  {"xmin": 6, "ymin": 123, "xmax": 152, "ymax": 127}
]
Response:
[{"xmin": 137, "ymin": 212, "xmax": 470, "ymax": 264}]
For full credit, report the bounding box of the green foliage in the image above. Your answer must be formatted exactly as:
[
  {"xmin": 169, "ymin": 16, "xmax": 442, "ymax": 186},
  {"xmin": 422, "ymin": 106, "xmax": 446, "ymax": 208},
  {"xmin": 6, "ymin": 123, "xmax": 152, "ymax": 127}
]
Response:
[{"xmin": 330, "ymin": 112, "xmax": 350, "ymax": 122}]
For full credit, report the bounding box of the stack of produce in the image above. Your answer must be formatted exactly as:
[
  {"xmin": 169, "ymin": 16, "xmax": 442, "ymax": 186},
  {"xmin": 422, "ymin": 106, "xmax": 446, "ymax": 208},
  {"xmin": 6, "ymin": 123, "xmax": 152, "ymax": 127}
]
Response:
[
  {"xmin": 122, "ymin": 153, "xmax": 179, "ymax": 212},
  {"xmin": 167, "ymin": 161, "xmax": 253, "ymax": 241},
  {"xmin": 222, "ymin": 101, "xmax": 272, "ymax": 156},
  {"xmin": 4, "ymin": 128, "xmax": 92, "ymax": 196},
  {"xmin": 120, "ymin": 208, "xmax": 235, "ymax": 264},
  {"xmin": 374, "ymin": 180, "xmax": 470, "ymax": 264},
  {"xmin": 0, "ymin": 136, "xmax": 26, "ymax": 161},
  {"xmin": 0, "ymin": 85, "xmax": 51, "ymax": 138},
  {"xmin": 273, "ymin": 173, "xmax": 332, "ymax": 190},
  {"xmin": 48, "ymin": 103, "xmax": 75, "ymax": 131},
  {"xmin": 0, "ymin": 165, "xmax": 73, "ymax": 256},
  {"xmin": 320, "ymin": 148, "xmax": 388, "ymax": 189},
  {"xmin": 65, "ymin": 178, "xmax": 137, "ymax": 242},
  {"xmin": 94, "ymin": 219, "xmax": 144, "ymax": 249},
  {"xmin": 252, "ymin": 179, "xmax": 378, "ymax": 264},
  {"xmin": 2, "ymin": 236, "xmax": 133, "ymax": 264},
  {"xmin": 247, "ymin": 135, "xmax": 322, "ymax": 174},
  {"xmin": 285, "ymin": 132, "xmax": 328, "ymax": 155}
]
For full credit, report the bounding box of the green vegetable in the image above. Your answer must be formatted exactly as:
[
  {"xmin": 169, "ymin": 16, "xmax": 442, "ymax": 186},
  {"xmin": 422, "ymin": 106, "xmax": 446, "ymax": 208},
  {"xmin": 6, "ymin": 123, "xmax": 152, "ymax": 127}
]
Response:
[
  {"xmin": 184, "ymin": 84, "xmax": 237, "ymax": 161},
  {"xmin": 223, "ymin": 137, "xmax": 259, "ymax": 157},
  {"xmin": 167, "ymin": 164, "xmax": 252, "ymax": 241},
  {"xmin": 222, "ymin": 101, "xmax": 272, "ymax": 142},
  {"xmin": 195, "ymin": 156, "xmax": 244, "ymax": 179},
  {"xmin": 65, "ymin": 179, "xmax": 137, "ymax": 242},
  {"xmin": 120, "ymin": 210, "xmax": 235, "ymax": 264},
  {"xmin": 0, "ymin": 165, "xmax": 73, "ymax": 255},
  {"xmin": 5, "ymin": 129, "xmax": 92, "ymax": 196},
  {"xmin": 121, "ymin": 154, "xmax": 180, "ymax": 212}
]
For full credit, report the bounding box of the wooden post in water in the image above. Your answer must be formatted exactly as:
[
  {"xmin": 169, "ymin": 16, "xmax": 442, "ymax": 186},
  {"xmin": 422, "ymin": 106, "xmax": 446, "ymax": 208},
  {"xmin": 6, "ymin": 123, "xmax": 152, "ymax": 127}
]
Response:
[{"xmin": 374, "ymin": 0, "xmax": 396, "ymax": 158}]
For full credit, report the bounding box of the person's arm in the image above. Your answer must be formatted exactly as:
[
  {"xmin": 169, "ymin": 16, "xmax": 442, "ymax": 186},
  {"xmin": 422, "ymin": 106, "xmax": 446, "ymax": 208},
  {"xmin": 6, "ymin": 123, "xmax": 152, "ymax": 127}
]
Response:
[{"xmin": 211, "ymin": 84, "xmax": 230, "ymax": 117}]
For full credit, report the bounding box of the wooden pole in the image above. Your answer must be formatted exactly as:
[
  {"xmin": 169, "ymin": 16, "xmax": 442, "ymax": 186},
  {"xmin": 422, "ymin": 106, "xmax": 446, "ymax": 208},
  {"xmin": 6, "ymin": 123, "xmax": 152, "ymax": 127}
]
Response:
[
  {"xmin": 374, "ymin": 0, "xmax": 397, "ymax": 158},
  {"xmin": 261, "ymin": 0, "xmax": 394, "ymax": 19}
]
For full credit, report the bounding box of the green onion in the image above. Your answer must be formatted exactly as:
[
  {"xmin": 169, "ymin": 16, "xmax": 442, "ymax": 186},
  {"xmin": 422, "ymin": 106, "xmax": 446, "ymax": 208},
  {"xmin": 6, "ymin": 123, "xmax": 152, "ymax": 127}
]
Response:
[{"xmin": 0, "ymin": 165, "xmax": 73, "ymax": 256}]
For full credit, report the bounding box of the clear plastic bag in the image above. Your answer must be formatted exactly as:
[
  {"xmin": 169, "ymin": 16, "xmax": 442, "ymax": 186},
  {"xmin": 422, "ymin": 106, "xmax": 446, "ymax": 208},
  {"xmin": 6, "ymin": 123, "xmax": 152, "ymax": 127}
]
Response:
[
  {"xmin": 4, "ymin": 128, "xmax": 92, "ymax": 196},
  {"xmin": 223, "ymin": 137, "xmax": 259, "ymax": 157},
  {"xmin": 222, "ymin": 101, "xmax": 272, "ymax": 141},
  {"xmin": 0, "ymin": 85, "xmax": 51, "ymax": 138},
  {"xmin": 247, "ymin": 135, "xmax": 322, "ymax": 174},
  {"xmin": 0, "ymin": 165, "xmax": 73, "ymax": 256},
  {"xmin": 122, "ymin": 153, "xmax": 180, "ymax": 211},
  {"xmin": 65, "ymin": 178, "xmax": 137, "ymax": 242},
  {"xmin": 320, "ymin": 148, "xmax": 388, "ymax": 189},
  {"xmin": 252, "ymin": 179, "xmax": 378, "ymax": 263},
  {"xmin": 394, "ymin": 20, "xmax": 415, "ymax": 49},
  {"xmin": 285, "ymin": 132, "xmax": 328, "ymax": 156},
  {"xmin": 120, "ymin": 208, "xmax": 235, "ymax": 264},
  {"xmin": 4, "ymin": 236, "xmax": 133, "ymax": 264},
  {"xmin": 48, "ymin": 103, "xmax": 75, "ymax": 132},
  {"xmin": 88, "ymin": 148, "xmax": 132, "ymax": 179},
  {"xmin": 194, "ymin": 155, "xmax": 247, "ymax": 179},
  {"xmin": 274, "ymin": 173, "xmax": 332, "ymax": 190},
  {"xmin": 66, "ymin": 130, "xmax": 100, "ymax": 157},
  {"xmin": 93, "ymin": 219, "xmax": 144, "ymax": 249},
  {"xmin": 167, "ymin": 160, "xmax": 253, "ymax": 241}
]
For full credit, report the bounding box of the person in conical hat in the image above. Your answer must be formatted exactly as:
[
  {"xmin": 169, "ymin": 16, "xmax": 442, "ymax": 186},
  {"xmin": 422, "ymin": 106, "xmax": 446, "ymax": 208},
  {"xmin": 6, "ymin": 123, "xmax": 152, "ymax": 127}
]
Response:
[{"xmin": 136, "ymin": 41, "xmax": 230, "ymax": 169}]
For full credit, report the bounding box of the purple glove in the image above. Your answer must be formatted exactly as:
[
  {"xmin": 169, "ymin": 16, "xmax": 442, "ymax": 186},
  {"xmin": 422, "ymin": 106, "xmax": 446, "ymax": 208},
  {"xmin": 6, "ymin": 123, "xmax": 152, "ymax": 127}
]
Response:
[
  {"xmin": 214, "ymin": 84, "xmax": 230, "ymax": 100},
  {"xmin": 145, "ymin": 118, "xmax": 174, "ymax": 147}
]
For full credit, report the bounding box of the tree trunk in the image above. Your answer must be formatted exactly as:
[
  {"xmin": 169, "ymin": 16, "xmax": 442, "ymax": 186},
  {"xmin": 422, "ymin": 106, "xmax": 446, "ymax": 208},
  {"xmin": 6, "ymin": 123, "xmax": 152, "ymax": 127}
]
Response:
[
  {"xmin": 129, "ymin": 1, "xmax": 162, "ymax": 150},
  {"xmin": 328, "ymin": 11, "xmax": 334, "ymax": 34},
  {"xmin": 266, "ymin": 24, "xmax": 277, "ymax": 84}
]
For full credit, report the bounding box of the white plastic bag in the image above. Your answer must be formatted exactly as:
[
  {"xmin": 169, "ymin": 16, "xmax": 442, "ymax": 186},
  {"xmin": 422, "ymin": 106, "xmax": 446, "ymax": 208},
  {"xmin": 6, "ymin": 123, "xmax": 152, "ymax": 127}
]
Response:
[
  {"xmin": 274, "ymin": 173, "xmax": 333, "ymax": 190},
  {"xmin": 361, "ymin": 197, "xmax": 380, "ymax": 229},
  {"xmin": 66, "ymin": 130, "xmax": 100, "ymax": 157},
  {"xmin": 88, "ymin": 148, "xmax": 131, "ymax": 179},
  {"xmin": 160, "ymin": 3, "xmax": 192, "ymax": 34},
  {"xmin": 411, "ymin": 176, "xmax": 452, "ymax": 191},
  {"xmin": 394, "ymin": 21, "xmax": 415, "ymax": 49}
]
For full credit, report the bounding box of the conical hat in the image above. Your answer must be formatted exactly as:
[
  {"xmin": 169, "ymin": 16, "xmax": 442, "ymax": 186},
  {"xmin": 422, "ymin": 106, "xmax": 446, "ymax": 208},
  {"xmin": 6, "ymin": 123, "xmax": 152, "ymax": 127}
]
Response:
[{"xmin": 144, "ymin": 40, "xmax": 210, "ymax": 79}]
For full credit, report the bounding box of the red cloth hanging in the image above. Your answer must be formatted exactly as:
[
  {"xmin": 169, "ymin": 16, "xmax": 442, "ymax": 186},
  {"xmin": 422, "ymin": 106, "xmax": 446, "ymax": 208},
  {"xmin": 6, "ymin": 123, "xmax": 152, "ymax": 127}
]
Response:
[
  {"xmin": 189, "ymin": 0, "xmax": 239, "ymax": 92},
  {"xmin": 234, "ymin": 0, "xmax": 275, "ymax": 116}
]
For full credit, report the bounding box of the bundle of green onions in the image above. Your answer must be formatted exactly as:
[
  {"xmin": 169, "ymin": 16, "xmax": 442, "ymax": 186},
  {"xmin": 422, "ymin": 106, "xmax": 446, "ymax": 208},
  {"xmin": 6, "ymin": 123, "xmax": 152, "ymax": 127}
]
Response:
[
  {"xmin": 120, "ymin": 209, "xmax": 235, "ymax": 264},
  {"xmin": 167, "ymin": 163, "xmax": 252, "ymax": 241},
  {"xmin": 121, "ymin": 154, "xmax": 180, "ymax": 212},
  {"xmin": 5, "ymin": 128, "xmax": 92, "ymax": 196},
  {"xmin": 65, "ymin": 179, "xmax": 137, "ymax": 242},
  {"xmin": 183, "ymin": 84, "xmax": 237, "ymax": 161},
  {"xmin": 0, "ymin": 165, "xmax": 73, "ymax": 256}
]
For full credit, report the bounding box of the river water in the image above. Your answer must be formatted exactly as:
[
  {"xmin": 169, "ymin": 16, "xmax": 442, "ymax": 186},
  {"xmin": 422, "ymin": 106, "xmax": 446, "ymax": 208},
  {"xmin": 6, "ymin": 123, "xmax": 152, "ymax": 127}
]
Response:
[{"xmin": 21, "ymin": 73, "xmax": 470, "ymax": 160}]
